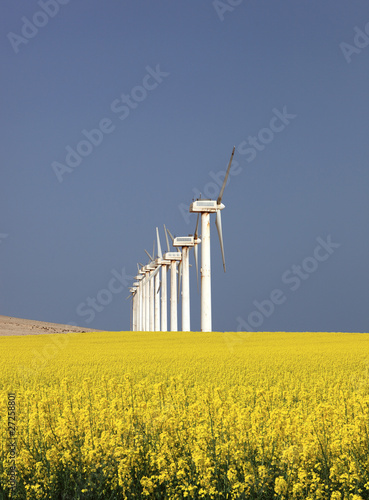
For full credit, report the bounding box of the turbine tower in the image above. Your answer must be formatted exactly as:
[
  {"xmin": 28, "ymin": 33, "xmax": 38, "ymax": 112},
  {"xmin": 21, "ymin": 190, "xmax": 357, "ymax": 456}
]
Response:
[
  {"xmin": 189, "ymin": 146, "xmax": 235, "ymax": 332},
  {"xmin": 138, "ymin": 262, "xmax": 160, "ymax": 331},
  {"xmin": 154, "ymin": 268, "xmax": 160, "ymax": 331},
  {"xmin": 143, "ymin": 265, "xmax": 151, "ymax": 330},
  {"xmin": 163, "ymin": 225, "xmax": 182, "ymax": 332},
  {"xmin": 155, "ymin": 227, "xmax": 171, "ymax": 331},
  {"xmin": 127, "ymin": 279, "xmax": 142, "ymax": 331},
  {"xmin": 144, "ymin": 240, "xmax": 160, "ymax": 331},
  {"xmin": 166, "ymin": 226, "xmax": 200, "ymax": 332},
  {"xmin": 134, "ymin": 272, "xmax": 144, "ymax": 330},
  {"xmin": 131, "ymin": 251, "xmax": 160, "ymax": 332},
  {"xmin": 139, "ymin": 265, "xmax": 146, "ymax": 330},
  {"xmin": 127, "ymin": 287, "xmax": 137, "ymax": 330}
]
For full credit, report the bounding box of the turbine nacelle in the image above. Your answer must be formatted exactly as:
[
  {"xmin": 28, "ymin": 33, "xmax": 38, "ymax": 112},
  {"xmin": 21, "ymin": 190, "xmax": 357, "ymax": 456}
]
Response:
[
  {"xmin": 155, "ymin": 257, "xmax": 171, "ymax": 265},
  {"xmin": 172, "ymin": 236, "xmax": 201, "ymax": 247},
  {"xmin": 189, "ymin": 200, "xmax": 225, "ymax": 213},
  {"xmin": 163, "ymin": 251, "xmax": 182, "ymax": 261}
]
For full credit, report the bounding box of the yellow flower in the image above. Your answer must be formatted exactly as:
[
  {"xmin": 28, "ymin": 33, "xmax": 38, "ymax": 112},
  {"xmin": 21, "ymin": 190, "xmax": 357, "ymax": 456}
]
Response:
[
  {"xmin": 140, "ymin": 476, "xmax": 155, "ymax": 495},
  {"xmin": 2, "ymin": 330, "xmax": 369, "ymax": 497},
  {"xmin": 275, "ymin": 476, "xmax": 288, "ymax": 496},
  {"xmin": 292, "ymin": 482, "xmax": 303, "ymax": 497}
]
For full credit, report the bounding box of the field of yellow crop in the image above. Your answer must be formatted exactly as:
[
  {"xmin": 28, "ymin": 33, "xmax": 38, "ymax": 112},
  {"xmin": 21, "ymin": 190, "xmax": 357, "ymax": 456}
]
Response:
[{"xmin": 1, "ymin": 331, "xmax": 369, "ymax": 500}]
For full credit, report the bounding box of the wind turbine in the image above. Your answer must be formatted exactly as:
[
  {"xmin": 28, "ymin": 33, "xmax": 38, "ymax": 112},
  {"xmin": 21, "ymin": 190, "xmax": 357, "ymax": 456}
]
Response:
[
  {"xmin": 136, "ymin": 263, "xmax": 150, "ymax": 331},
  {"xmin": 189, "ymin": 146, "xmax": 235, "ymax": 332},
  {"xmin": 131, "ymin": 265, "xmax": 147, "ymax": 331},
  {"xmin": 144, "ymin": 241, "xmax": 160, "ymax": 331},
  {"xmin": 127, "ymin": 286, "xmax": 137, "ymax": 331},
  {"xmin": 166, "ymin": 223, "xmax": 201, "ymax": 332},
  {"xmin": 127, "ymin": 281, "xmax": 141, "ymax": 331},
  {"xmin": 139, "ymin": 265, "xmax": 146, "ymax": 331},
  {"xmin": 163, "ymin": 225, "xmax": 182, "ymax": 332},
  {"xmin": 155, "ymin": 227, "xmax": 171, "ymax": 331},
  {"xmin": 134, "ymin": 272, "xmax": 144, "ymax": 330},
  {"xmin": 143, "ymin": 265, "xmax": 151, "ymax": 330},
  {"xmin": 144, "ymin": 251, "xmax": 154, "ymax": 331},
  {"xmin": 154, "ymin": 268, "xmax": 160, "ymax": 331}
]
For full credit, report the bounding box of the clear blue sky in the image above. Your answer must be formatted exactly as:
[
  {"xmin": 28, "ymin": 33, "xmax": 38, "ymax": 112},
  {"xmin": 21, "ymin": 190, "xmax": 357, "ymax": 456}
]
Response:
[{"xmin": 1, "ymin": 1, "xmax": 368, "ymax": 332}]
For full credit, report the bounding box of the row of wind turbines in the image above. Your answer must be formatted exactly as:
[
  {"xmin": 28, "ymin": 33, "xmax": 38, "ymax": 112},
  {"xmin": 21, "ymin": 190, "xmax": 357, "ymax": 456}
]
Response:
[{"xmin": 128, "ymin": 147, "xmax": 235, "ymax": 332}]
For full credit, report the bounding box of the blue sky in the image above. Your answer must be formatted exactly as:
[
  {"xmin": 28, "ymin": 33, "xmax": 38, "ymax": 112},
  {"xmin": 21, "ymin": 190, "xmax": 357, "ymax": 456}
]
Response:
[{"xmin": 1, "ymin": 0, "xmax": 368, "ymax": 332}]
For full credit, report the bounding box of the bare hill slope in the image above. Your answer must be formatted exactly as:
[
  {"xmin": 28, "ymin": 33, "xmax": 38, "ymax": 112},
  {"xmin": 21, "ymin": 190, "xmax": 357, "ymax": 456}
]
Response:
[{"xmin": 0, "ymin": 315, "xmax": 101, "ymax": 336}]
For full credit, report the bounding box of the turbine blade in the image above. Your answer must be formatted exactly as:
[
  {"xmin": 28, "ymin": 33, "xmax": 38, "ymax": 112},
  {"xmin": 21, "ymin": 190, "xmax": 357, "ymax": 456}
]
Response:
[
  {"xmin": 157, "ymin": 280, "xmax": 161, "ymax": 294},
  {"xmin": 194, "ymin": 213, "xmax": 199, "ymax": 239},
  {"xmin": 217, "ymin": 146, "xmax": 235, "ymax": 205},
  {"xmin": 194, "ymin": 242, "xmax": 199, "ymax": 292},
  {"xmin": 164, "ymin": 224, "xmax": 170, "ymax": 252},
  {"xmin": 145, "ymin": 268, "xmax": 158, "ymax": 284},
  {"xmin": 156, "ymin": 227, "xmax": 163, "ymax": 259},
  {"xmin": 144, "ymin": 249, "xmax": 153, "ymax": 262},
  {"xmin": 215, "ymin": 210, "xmax": 226, "ymax": 272},
  {"xmin": 166, "ymin": 227, "xmax": 174, "ymax": 244},
  {"xmin": 151, "ymin": 266, "xmax": 160, "ymax": 279},
  {"xmin": 177, "ymin": 261, "xmax": 182, "ymax": 301}
]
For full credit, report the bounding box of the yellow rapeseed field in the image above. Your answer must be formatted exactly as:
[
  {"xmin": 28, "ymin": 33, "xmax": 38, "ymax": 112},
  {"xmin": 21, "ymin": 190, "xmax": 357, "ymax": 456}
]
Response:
[{"xmin": 1, "ymin": 331, "xmax": 369, "ymax": 499}]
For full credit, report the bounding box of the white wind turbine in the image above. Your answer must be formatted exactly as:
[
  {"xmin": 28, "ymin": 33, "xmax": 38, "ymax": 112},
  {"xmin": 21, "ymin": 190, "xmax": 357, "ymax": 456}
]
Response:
[
  {"xmin": 154, "ymin": 267, "xmax": 160, "ymax": 331},
  {"xmin": 127, "ymin": 280, "xmax": 141, "ymax": 331},
  {"xmin": 145, "ymin": 252, "xmax": 155, "ymax": 331},
  {"xmin": 189, "ymin": 146, "xmax": 235, "ymax": 332},
  {"xmin": 137, "ymin": 264, "xmax": 147, "ymax": 331},
  {"xmin": 130, "ymin": 265, "xmax": 146, "ymax": 331},
  {"xmin": 143, "ymin": 265, "xmax": 151, "ymax": 330},
  {"xmin": 166, "ymin": 221, "xmax": 201, "ymax": 332},
  {"xmin": 155, "ymin": 227, "xmax": 171, "ymax": 331},
  {"xmin": 127, "ymin": 286, "xmax": 137, "ymax": 331},
  {"xmin": 162, "ymin": 224, "xmax": 182, "ymax": 332},
  {"xmin": 132, "ymin": 272, "xmax": 144, "ymax": 331},
  {"xmin": 143, "ymin": 243, "xmax": 161, "ymax": 331},
  {"xmin": 134, "ymin": 236, "xmax": 168, "ymax": 332}
]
